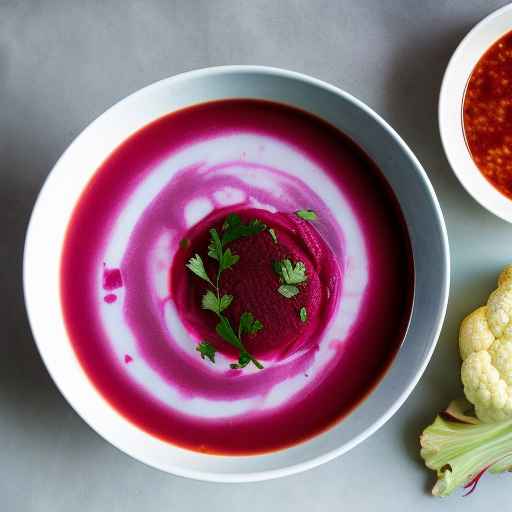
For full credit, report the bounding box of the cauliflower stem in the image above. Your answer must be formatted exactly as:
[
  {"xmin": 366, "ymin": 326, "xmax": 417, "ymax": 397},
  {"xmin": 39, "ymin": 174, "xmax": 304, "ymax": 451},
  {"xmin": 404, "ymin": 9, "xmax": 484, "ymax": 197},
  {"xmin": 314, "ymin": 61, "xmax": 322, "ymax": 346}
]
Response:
[{"xmin": 421, "ymin": 408, "xmax": 512, "ymax": 496}]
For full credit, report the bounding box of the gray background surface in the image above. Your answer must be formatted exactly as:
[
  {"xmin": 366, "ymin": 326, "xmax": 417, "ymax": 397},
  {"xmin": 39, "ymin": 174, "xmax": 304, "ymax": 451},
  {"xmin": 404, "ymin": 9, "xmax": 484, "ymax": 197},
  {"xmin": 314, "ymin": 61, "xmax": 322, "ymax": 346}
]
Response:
[{"xmin": 2, "ymin": 1, "xmax": 512, "ymax": 510}]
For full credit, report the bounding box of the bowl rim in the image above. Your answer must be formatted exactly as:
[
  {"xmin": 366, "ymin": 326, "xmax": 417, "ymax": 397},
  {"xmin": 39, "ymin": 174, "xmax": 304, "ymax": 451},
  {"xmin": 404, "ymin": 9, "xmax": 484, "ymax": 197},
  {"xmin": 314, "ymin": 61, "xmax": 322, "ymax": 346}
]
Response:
[
  {"xmin": 439, "ymin": 3, "xmax": 512, "ymax": 223},
  {"xmin": 23, "ymin": 65, "xmax": 450, "ymax": 482}
]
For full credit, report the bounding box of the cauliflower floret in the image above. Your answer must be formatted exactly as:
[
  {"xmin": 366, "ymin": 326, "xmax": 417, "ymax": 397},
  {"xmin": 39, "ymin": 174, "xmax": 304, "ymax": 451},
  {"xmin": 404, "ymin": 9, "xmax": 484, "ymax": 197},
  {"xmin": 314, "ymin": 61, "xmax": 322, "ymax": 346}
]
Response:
[
  {"xmin": 487, "ymin": 286, "xmax": 512, "ymax": 338},
  {"xmin": 460, "ymin": 265, "xmax": 512, "ymax": 422},
  {"xmin": 459, "ymin": 307, "xmax": 494, "ymax": 360}
]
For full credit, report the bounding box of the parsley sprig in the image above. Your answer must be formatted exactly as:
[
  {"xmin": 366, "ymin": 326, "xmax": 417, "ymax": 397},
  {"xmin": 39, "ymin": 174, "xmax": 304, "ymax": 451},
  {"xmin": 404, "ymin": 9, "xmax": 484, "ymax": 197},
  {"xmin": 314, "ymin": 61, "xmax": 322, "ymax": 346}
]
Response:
[
  {"xmin": 274, "ymin": 258, "xmax": 308, "ymax": 298},
  {"xmin": 186, "ymin": 214, "xmax": 265, "ymax": 370}
]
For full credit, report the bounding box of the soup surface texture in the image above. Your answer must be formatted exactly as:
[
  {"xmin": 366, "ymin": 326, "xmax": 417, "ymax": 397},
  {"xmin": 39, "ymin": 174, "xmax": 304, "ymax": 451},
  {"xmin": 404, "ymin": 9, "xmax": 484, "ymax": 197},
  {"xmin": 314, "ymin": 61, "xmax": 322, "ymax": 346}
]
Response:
[
  {"xmin": 61, "ymin": 99, "xmax": 414, "ymax": 454},
  {"xmin": 464, "ymin": 30, "xmax": 512, "ymax": 198}
]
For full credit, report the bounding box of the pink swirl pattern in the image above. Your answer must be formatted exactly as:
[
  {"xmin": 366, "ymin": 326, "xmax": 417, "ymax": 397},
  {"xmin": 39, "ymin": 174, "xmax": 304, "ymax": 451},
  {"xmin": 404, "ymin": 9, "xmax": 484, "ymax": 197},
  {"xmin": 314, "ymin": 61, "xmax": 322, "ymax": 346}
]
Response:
[{"xmin": 61, "ymin": 100, "xmax": 413, "ymax": 454}]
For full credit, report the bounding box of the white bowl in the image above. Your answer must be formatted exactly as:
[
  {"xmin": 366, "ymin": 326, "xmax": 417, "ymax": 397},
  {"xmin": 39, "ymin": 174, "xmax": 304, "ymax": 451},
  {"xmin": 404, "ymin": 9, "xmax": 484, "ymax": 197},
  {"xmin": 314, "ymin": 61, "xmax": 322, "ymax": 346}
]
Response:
[
  {"xmin": 439, "ymin": 3, "xmax": 512, "ymax": 223},
  {"xmin": 24, "ymin": 66, "xmax": 449, "ymax": 482}
]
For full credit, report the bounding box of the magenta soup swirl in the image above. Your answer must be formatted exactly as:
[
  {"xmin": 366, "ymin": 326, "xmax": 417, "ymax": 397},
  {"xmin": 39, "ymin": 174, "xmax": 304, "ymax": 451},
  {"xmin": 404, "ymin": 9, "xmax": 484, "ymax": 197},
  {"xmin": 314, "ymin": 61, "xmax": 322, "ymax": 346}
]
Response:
[{"xmin": 60, "ymin": 99, "xmax": 414, "ymax": 455}]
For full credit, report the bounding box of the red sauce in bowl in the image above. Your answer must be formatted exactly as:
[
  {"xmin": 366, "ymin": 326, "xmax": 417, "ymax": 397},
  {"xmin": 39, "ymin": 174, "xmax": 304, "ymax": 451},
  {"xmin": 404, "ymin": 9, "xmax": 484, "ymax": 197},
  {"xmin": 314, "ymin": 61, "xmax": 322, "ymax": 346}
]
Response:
[{"xmin": 463, "ymin": 30, "xmax": 512, "ymax": 199}]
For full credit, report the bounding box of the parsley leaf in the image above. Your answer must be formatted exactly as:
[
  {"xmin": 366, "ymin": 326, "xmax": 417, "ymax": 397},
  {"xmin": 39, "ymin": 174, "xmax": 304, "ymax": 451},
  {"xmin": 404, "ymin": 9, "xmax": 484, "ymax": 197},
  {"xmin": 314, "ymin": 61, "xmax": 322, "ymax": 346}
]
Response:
[
  {"xmin": 220, "ymin": 248, "xmax": 240, "ymax": 271},
  {"xmin": 238, "ymin": 312, "xmax": 263, "ymax": 338},
  {"xmin": 196, "ymin": 342, "xmax": 216, "ymax": 363},
  {"xmin": 216, "ymin": 315, "xmax": 243, "ymax": 348},
  {"xmin": 219, "ymin": 294, "xmax": 234, "ymax": 312},
  {"xmin": 268, "ymin": 228, "xmax": 278, "ymax": 244},
  {"xmin": 278, "ymin": 284, "xmax": 300, "ymax": 298},
  {"xmin": 295, "ymin": 209, "xmax": 317, "ymax": 221},
  {"xmin": 275, "ymin": 259, "xmax": 307, "ymax": 285},
  {"xmin": 221, "ymin": 218, "xmax": 266, "ymax": 245},
  {"xmin": 222, "ymin": 213, "xmax": 241, "ymax": 231},
  {"xmin": 273, "ymin": 260, "xmax": 284, "ymax": 276},
  {"xmin": 201, "ymin": 290, "xmax": 220, "ymax": 313},
  {"xmin": 201, "ymin": 291, "xmax": 233, "ymax": 314},
  {"xmin": 282, "ymin": 259, "xmax": 307, "ymax": 285},
  {"xmin": 300, "ymin": 306, "xmax": 307, "ymax": 322},
  {"xmin": 208, "ymin": 228, "xmax": 223, "ymax": 262},
  {"xmin": 186, "ymin": 254, "xmax": 214, "ymax": 286}
]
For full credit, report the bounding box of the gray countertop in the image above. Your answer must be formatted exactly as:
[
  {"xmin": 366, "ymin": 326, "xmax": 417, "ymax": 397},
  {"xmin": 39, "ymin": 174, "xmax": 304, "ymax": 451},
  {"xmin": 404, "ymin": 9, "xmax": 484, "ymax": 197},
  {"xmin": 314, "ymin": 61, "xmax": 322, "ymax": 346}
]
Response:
[{"xmin": 3, "ymin": 1, "xmax": 512, "ymax": 510}]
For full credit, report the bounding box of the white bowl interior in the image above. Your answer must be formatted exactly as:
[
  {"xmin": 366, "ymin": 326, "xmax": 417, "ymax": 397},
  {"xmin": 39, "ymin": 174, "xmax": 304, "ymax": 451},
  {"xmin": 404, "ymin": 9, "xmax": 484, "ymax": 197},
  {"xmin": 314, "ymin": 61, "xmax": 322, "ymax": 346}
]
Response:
[
  {"xmin": 439, "ymin": 3, "xmax": 512, "ymax": 223},
  {"xmin": 24, "ymin": 66, "xmax": 449, "ymax": 482}
]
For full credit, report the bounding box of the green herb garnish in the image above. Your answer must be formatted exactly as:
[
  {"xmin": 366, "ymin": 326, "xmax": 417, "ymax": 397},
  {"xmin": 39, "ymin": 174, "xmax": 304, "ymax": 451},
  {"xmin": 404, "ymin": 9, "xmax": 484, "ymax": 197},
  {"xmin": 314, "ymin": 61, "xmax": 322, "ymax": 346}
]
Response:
[
  {"xmin": 268, "ymin": 228, "xmax": 278, "ymax": 244},
  {"xmin": 221, "ymin": 213, "xmax": 266, "ymax": 245},
  {"xmin": 201, "ymin": 290, "xmax": 233, "ymax": 314},
  {"xmin": 275, "ymin": 259, "xmax": 307, "ymax": 285},
  {"xmin": 220, "ymin": 248, "xmax": 239, "ymax": 271},
  {"xmin": 295, "ymin": 209, "xmax": 317, "ymax": 221},
  {"xmin": 186, "ymin": 254, "xmax": 214, "ymax": 286},
  {"xmin": 274, "ymin": 258, "xmax": 308, "ymax": 299},
  {"xmin": 231, "ymin": 353, "xmax": 252, "ymax": 369},
  {"xmin": 300, "ymin": 307, "xmax": 307, "ymax": 322},
  {"xmin": 186, "ymin": 215, "xmax": 265, "ymax": 370},
  {"xmin": 207, "ymin": 228, "xmax": 223, "ymax": 261},
  {"xmin": 196, "ymin": 342, "xmax": 216, "ymax": 363},
  {"xmin": 278, "ymin": 284, "xmax": 299, "ymax": 298},
  {"xmin": 238, "ymin": 312, "xmax": 263, "ymax": 338},
  {"xmin": 216, "ymin": 314, "xmax": 264, "ymax": 369}
]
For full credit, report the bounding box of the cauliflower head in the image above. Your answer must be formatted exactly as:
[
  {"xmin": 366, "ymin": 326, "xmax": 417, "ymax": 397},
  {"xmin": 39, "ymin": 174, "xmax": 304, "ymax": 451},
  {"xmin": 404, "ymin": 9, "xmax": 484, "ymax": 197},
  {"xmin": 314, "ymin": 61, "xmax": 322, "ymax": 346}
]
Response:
[{"xmin": 460, "ymin": 265, "xmax": 512, "ymax": 422}]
